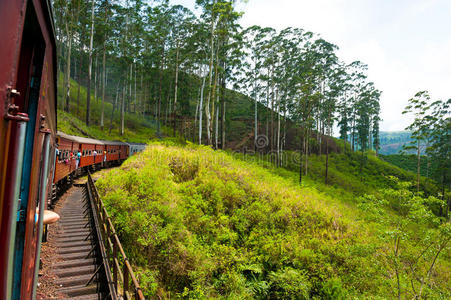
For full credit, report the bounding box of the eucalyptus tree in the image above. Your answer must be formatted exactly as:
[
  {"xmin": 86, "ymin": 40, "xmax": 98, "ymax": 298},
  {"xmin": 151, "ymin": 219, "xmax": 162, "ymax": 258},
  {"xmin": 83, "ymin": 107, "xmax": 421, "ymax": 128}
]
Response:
[
  {"xmin": 53, "ymin": 0, "xmax": 82, "ymax": 112},
  {"xmin": 355, "ymin": 82, "xmax": 381, "ymax": 174},
  {"xmin": 426, "ymin": 99, "xmax": 451, "ymax": 213},
  {"xmin": 195, "ymin": 0, "xmax": 218, "ymax": 145},
  {"xmin": 97, "ymin": 0, "xmax": 111, "ymax": 130},
  {"xmin": 312, "ymin": 38, "xmax": 339, "ymax": 154},
  {"xmin": 167, "ymin": 5, "xmax": 196, "ymax": 136},
  {"xmin": 86, "ymin": 0, "xmax": 96, "ymax": 126},
  {"xmin": 214, "ymin": 1, "xmax": 243, "ymax": 149},
  {"xmin": 403, "ymin": 91, "xmax": 433, "ymax": 193},
  {"xmin": 293, "ymin": 34, "xmax": 335, "ymax": 181},
  {"xmin": 190, "ymin": 20, "xmax": 211, "ymax": 144},
  {"xmin": 143, "ymin": 1, "xmax": 172, "ymax": 136},
  {"xmin": 337, "ymin": 69, "xmax": 353, "ymax": 153},
  {"xmin": 242, "ymin": 26, "xmax": 271, "ymax": 150},
  {"xmin": 323, "ymin": 64, "xmax": 346, "ymax": 184}
]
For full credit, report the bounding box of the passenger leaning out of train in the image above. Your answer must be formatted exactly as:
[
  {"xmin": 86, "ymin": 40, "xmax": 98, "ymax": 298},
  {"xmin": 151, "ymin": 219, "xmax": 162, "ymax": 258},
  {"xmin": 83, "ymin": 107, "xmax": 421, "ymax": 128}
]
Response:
[{"xmin": 76, "ymin": 150, "xmax": 81, "ymax": 169}]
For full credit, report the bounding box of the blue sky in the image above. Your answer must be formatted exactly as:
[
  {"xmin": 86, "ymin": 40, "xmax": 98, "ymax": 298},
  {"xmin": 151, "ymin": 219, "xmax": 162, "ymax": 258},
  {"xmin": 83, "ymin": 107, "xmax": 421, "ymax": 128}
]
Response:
[{"xmin": 170, "ymin": 0, "xmax": 451, "ymax": 131}]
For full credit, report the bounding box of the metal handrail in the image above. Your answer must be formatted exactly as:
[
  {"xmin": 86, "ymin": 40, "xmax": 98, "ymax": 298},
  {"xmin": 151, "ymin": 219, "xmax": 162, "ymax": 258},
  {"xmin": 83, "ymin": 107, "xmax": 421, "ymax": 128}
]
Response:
[{"xmin": 87, "ymin": 172, "xmax": 145, "ymax": 300}]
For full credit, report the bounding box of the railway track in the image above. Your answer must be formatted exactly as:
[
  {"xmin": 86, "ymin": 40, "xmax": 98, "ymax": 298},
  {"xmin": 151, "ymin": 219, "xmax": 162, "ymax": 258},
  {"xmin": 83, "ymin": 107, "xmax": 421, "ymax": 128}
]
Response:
[
  {"xmin": 39, "ymin": 174, "xmax": 145, "ymax": 299},
  {"xmin": 44, "ymin": 185, "xmax": 108, "ymax": 299}
]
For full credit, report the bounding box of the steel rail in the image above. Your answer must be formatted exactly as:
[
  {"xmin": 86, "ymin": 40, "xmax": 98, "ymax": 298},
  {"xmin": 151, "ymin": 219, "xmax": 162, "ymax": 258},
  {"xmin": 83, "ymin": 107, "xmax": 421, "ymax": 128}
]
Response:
[{"xmin": 87, "ymin": 172, "xmax": 145, "ymax": 300}]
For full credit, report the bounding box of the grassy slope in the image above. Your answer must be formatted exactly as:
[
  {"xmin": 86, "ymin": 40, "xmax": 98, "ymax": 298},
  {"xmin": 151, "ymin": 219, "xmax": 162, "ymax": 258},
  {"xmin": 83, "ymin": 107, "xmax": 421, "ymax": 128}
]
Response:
[{"xmin": 96, "ymin": 142, "xmax": 450, "ymax": 299}]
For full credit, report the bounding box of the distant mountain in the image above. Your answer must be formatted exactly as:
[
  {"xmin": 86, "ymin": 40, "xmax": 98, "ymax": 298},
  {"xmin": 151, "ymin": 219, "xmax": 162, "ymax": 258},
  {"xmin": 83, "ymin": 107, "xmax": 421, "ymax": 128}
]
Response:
[{"xmin": 379, "ymin": 131, "xmax": 413, "ymax": 155}]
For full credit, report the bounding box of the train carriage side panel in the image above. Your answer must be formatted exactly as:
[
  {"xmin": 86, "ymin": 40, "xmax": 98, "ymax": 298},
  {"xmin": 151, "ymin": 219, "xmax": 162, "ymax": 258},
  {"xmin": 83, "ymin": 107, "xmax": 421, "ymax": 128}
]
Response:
[
  {"xmin": 80, "ymin": 143, "xmax": 95, "ymax": 167},
  {"xmin": 0, "ymin": 0, "xmax": 33, "ymax": 297},
  {"xmin": 18, "ymin": 0, "xmax": 58, "ymax": 296},
  {"xmin": 0, "ymin": 0, "xmax": 58, "ymax": 298},
  {"xmin": 53, "ymin": 136, "xmax": 72, "ymax": 183}
]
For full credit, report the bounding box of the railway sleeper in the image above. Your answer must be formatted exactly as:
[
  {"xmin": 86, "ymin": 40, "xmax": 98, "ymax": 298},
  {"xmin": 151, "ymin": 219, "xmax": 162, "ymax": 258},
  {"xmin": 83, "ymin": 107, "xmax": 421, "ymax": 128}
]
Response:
[{"xmin": 43, "ymin": 186, "xmax": 110, "ymax": 299}]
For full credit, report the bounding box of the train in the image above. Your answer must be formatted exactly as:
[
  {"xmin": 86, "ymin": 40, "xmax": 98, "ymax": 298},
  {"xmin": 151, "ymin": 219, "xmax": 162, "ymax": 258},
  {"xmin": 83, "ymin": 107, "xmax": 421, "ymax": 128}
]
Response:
[
  {"xmin": 0, "ymin": 1, "xmax": 145, "ymax": 299},
  {"xmin": 53, "ymin": 132, "xmax": 145, "ymax": 198}
]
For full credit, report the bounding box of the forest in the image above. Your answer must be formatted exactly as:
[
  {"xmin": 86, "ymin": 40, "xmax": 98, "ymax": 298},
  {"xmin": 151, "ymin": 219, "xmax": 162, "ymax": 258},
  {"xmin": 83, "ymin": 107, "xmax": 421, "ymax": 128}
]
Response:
[
  {"xmin": 51, "ymin": 0, "xmax": 450, "ymax": 298},
  {"xmin": 53, "ymin": 0, "xmax": 382, "ymax": 173}
]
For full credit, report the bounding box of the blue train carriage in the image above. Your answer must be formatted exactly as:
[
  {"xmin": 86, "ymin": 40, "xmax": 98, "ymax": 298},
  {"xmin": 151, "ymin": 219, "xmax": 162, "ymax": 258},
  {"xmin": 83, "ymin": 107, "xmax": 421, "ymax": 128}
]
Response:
[{"xmin": 126, "ymin": 142, "xmax": 147, "ymax": 157}]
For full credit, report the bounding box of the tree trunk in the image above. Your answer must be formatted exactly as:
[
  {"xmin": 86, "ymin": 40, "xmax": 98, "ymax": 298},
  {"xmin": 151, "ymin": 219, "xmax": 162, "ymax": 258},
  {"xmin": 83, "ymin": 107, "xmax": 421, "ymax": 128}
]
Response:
[
  {"xmin": 100, "ymin": 0, "xmax": 108, "ymax": 130},
  {"xmin": 325, "ymin": 134, "xmax": 329, "ymax": 185},
  {"xmin": 109, "ymin": 81, "xmax": 120, "ymax": 134},
  {"xmin": 173, "ymin": 46, "xmax": 180, "ymax": 137},
  {"xmin": 351, "ymin": 114, "xmax": 356, "ymax": 152},
  {"xmin": 199, "ymin": 68, "xmax": 207, "ymax": 144},
  {"xmin": 305, "ymin": 128, "xmax": 309, "ymax": 176},
  {"xmin": 129, "ymin": 63, "xmax": 132, "ymax": 113},
  {"xmin": 299, "ymin": 133, "xmax": 304, "ymax": 185},
  {"xmin": 205, "ymin": 9, "xmax": 216, "ymax": 145},
  {"xmin": 157, "ymin": 51, "xmax": 164, "ymax": 137},
  {"xmin": 209, "ymin": 43, "xmax": 220, "ymax": 146},
  {"xmin": 221, "ymin": 74, "xmax": 226, "ymax": 149},
  {"xmin": 194, "ymin": 87, "xmax": 200, "ymax": 143},
  {"xmin": 277, "ymin": 92, "xmax": 281, "ymax": 167},
  {"xmin": 417, "ymin": 140, "xmax": 421, "ymax": 193},
  {"xmin": 270, "ymin": 68, "xmax": 274, "ymax": 152},
  {"xmin": 100, "ymin": 49, "xmax": 106, "ymax": 130},
  {"xmin": 121, "ymin": 86, "xmax": 125, "ymax": 136},
  {"xmin": 76, "ymin": 52, "xmax": 82, "ymax": 116},
  {"xmin": 94, "ymin": 54, "xmax": 98, "ymax": 104},
  {"xmin": 134, "ymin": 63, "xmax": 137, "ymax": 113},
  {"xmin": 64, "ymin": 26, "xmax": 72, "ymax": 113},
  {"xmin": 86, "ymin": 0, "xmax": 95, "ymax": 126},
  {"xmin": 215, "ymin": 97, "xmax": 219, "ymax": 149},
  {"xmin": 254, "ymin": 77, "xmax": 258, "ymax": 152}
]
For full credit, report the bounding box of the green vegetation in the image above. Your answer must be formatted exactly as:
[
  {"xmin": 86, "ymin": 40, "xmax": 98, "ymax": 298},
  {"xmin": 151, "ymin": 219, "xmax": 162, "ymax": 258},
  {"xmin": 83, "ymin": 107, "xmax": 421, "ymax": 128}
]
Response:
[
  {"xmin": 380, "ymin": 154, "xmax": 437, "ymax": 178},
  {"xmin": 56, "ymin": 73, "xmax": 167, "ymax": 142},
  {"xmin": 96, "ymin": 142, "xmax": 450, "ymax": 299}
]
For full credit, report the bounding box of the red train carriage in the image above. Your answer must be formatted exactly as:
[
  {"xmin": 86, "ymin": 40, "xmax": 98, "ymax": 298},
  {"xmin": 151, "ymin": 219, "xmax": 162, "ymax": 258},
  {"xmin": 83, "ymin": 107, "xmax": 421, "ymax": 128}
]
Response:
[
  {"xmin": 53, "ymin": 133, "xmax": 129, "ymax": 189},
  {"xmin": 102, "ymin": 140, "xmax": 129, "ymax": 163},
  {"xmin": 54, "ymin": 132, "xmax": 80, "ymax": 184},
  {"xmin": 0, "ymin": 0, "xmax": 57, "ymax": 299},
  {"xmin": 54, "ymin": 132, "xmax": 106, "ymax": 184}
]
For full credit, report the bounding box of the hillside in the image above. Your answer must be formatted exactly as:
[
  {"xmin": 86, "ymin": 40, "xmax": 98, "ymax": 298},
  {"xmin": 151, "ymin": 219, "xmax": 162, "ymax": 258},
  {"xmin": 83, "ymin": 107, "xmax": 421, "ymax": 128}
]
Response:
[
  {"xmin": 95, "ymin": 142, "xmax": 450, "ymax": 299},
  {"xmin": 57, "ymin": 73, "xmax": 288, "ymax": 148},
  {"xmin": 379, "ymin": 131, "xmax": 416, "ymax": 155},
  {"xmin": 380, "ymin": 154, "xmax": 440, "ymax": 179}
]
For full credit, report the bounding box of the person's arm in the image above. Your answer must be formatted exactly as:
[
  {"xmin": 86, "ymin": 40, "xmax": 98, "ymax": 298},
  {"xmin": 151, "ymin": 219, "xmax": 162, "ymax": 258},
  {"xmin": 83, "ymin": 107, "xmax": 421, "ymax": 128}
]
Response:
[{"xmin": 35, "ymin": 210, "xmax": 60, "ymax": 225}]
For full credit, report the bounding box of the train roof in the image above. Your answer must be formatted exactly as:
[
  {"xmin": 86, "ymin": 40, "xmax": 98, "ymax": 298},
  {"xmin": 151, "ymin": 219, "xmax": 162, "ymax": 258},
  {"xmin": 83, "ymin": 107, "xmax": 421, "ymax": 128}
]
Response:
[
  {"xmin": 57, "ymin": 132, "xmax": 140, "ymax": 147},
  {"xmin": 126, "ymin": 142, "xmax": 147, "ymax": 146},
  {"xmin": 57, "ymin": 132, "xmax": 105, "ymax": 145},
  {"xmin": 101, "ymin": 140, "xmax": 128, "ymax": 146}
]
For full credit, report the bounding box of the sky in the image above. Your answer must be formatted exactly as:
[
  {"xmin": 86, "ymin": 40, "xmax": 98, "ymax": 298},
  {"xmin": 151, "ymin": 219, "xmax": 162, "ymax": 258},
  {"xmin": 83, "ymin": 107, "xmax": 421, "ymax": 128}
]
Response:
[{"xmin": 169, "ymin": 0, "xmax": 451, "ymax": 131}]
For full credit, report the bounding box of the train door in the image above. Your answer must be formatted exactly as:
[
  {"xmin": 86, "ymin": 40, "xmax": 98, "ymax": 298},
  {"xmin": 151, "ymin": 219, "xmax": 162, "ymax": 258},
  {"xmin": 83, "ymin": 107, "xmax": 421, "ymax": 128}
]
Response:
[{"xmin": 10, "ymin": 2, "xmax": 46, "ymax": 299}]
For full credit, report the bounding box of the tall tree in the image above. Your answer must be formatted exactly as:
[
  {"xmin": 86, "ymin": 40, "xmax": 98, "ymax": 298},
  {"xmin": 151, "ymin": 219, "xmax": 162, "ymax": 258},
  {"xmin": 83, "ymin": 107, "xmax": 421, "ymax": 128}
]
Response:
[
  {"xmin": 86, "ymin": 0, "xmax": 96, "ymax": 126},
  {"xmin": 403, "ymin": 91, "xmax": 432, "ymax": 193}
]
